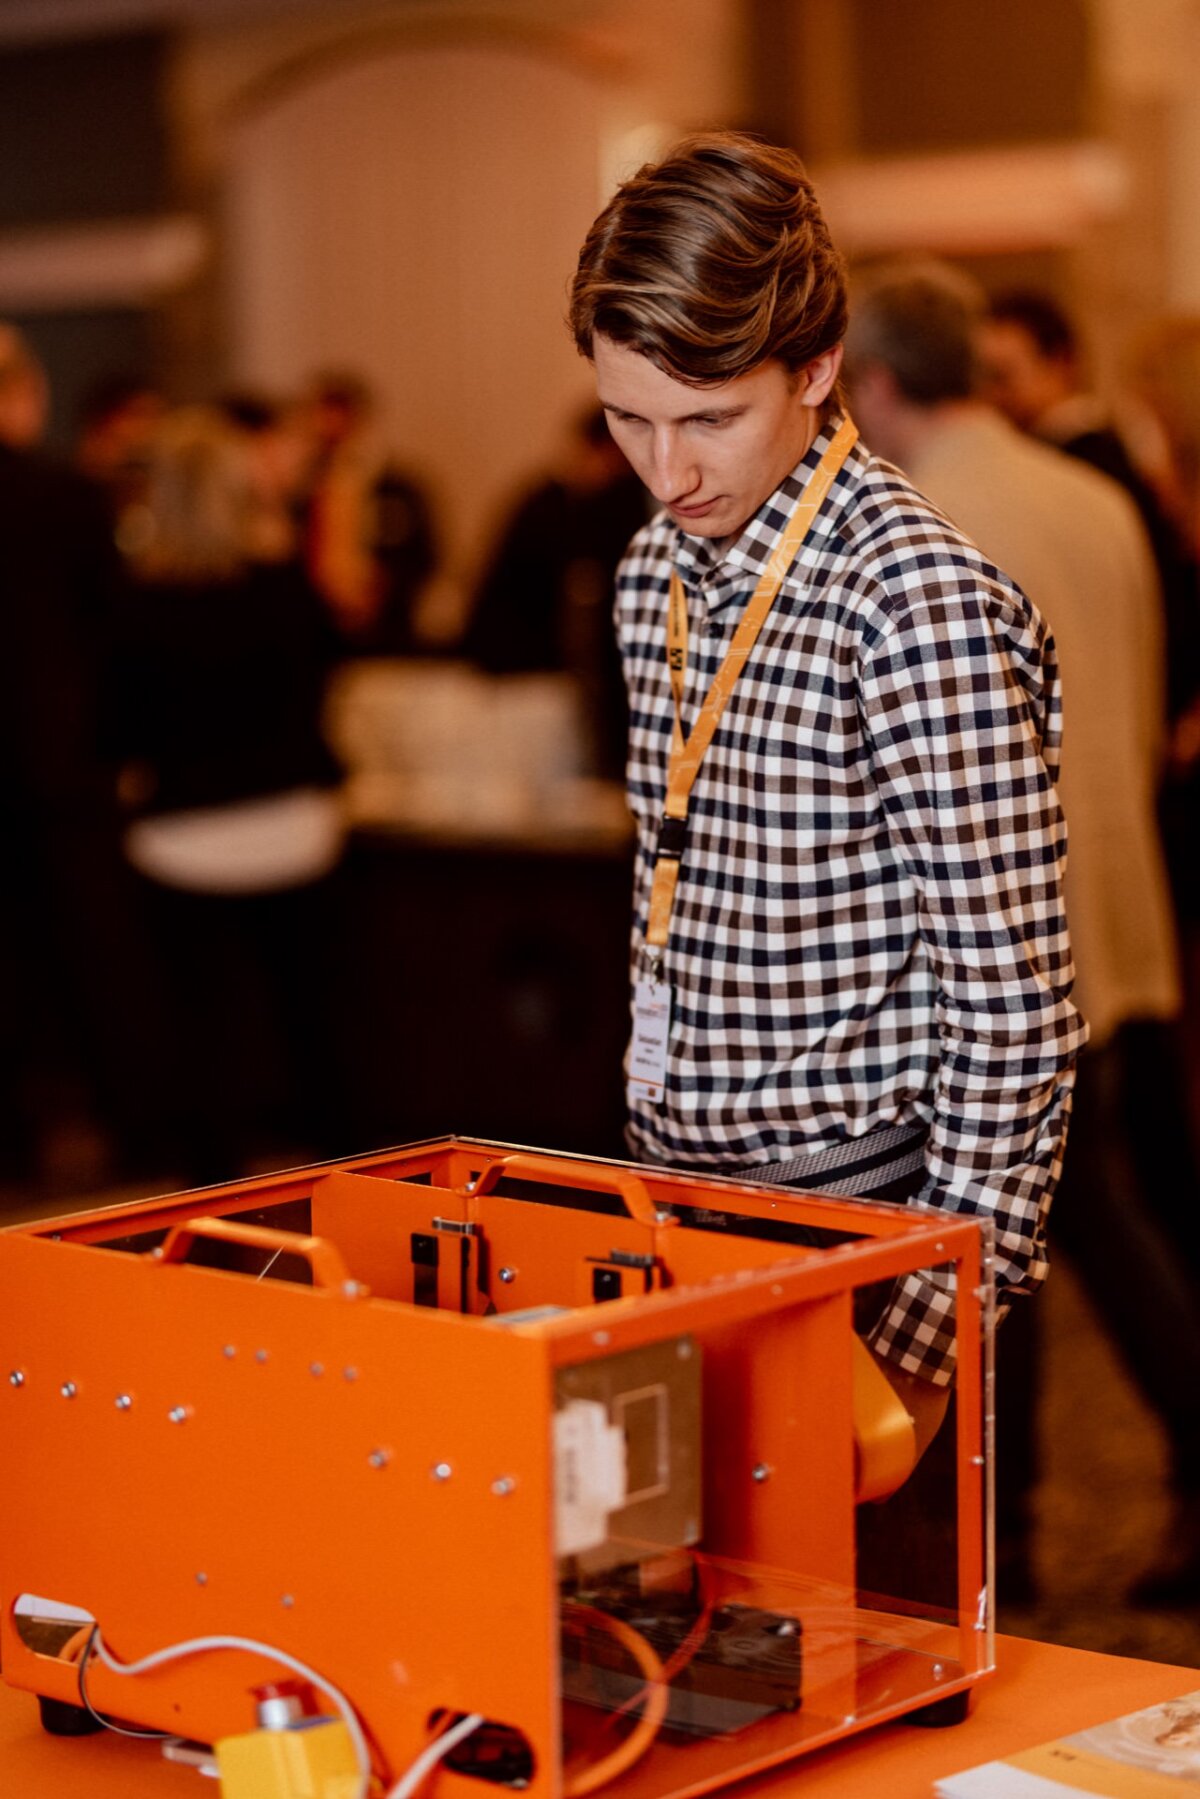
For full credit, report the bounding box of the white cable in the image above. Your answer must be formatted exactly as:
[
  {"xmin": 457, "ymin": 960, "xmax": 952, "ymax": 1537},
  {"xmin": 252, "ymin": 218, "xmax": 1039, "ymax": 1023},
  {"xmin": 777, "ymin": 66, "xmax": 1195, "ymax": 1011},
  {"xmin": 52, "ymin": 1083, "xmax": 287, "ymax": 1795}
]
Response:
[
  {"xmin": 386, "ymin": 1711, "xmax": 486, "ymax": 1799},
  {"xmin": 91, "ymin": 1627, "xmax": 373, "ymax": 1799}
]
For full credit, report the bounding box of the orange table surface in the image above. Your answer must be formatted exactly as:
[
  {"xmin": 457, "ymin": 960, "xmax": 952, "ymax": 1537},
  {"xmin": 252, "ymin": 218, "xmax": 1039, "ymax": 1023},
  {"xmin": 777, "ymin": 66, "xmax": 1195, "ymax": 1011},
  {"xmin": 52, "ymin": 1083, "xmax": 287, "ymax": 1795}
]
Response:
[{"xmin": 0, "ymin": 1634, "xmax": 1196, "ymax": 1798}]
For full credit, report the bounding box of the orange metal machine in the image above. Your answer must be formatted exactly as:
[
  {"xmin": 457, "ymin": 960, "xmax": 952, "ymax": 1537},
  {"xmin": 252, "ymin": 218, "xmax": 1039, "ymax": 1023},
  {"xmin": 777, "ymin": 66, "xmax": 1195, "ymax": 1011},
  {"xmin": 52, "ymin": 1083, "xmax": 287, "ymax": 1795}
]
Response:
[{"xmin": 0, "ymin": 1138, "xmax": 995, "ymax": 1799}]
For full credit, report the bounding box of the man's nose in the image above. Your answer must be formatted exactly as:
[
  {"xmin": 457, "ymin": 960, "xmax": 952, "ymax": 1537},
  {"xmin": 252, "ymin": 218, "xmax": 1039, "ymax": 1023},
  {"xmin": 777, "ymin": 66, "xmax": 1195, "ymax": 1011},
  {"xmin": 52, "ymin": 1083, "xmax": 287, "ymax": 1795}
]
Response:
[{"xmin": 648, "ymin": 430, "xmax": 700, "ymax": 503}]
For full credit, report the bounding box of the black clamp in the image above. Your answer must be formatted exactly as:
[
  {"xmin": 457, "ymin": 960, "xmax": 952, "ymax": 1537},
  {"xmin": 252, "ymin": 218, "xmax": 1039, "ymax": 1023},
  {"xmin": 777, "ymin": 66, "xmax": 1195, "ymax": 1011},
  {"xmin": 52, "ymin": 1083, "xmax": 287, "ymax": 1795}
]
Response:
[{"xmin": 656, "ymin": 814, "xmax": 689, "ymax": 861}]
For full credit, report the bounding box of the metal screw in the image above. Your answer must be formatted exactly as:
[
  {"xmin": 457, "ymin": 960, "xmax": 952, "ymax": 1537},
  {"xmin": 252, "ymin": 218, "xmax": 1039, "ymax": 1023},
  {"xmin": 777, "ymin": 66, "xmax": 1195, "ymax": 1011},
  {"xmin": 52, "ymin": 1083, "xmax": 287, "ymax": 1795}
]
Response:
[
  {"xmin": 751, "ymin": 1462, "xmax": 771, "ymax": 1483},
  {"xmin": 168, "ymin": 1405, "xmax": 190, "ymax": 1424},
  {"xmin": 195, "ymin": 1572, "xmax": 208, "ymax": 1587},
  {"xmin": 654, "ymin": 1209, "xmax": 673, "ymax": 1224},
  {"xmin": 932, "ymin": 1662, "xmax": 945, "ymax": 1679},
  {"xmin": 769, "ymin": 1619, "xmax": 798, "ymax": 1637},
  {"xmin": 431, "ymin": 1462, "xmax": 452, "ymax": 1482},
  {"xmin": 970, "ymin": 1454, "xmax": 985, "ymax": 1467},
  {"xmin": 491, "ymin": 1477, "xmax": 516, "ymax": 1496},
  {"xmin": 842, "ymin": 1713, "xmax": 857, "ymax": 1727},
  {"xmin": 222, "ymin": 1345, "xmax": 237, "ymax": 1359},
  {"xmin": 935, "ymin": 1241, "xmax": 946, "ymax": 1254},
  {"xmin": 498, "ymin": 1267, "xmax": 517, "ymax": 1284},
  {"xmin": 309, "ymin": 1363, "xmax": 325, "ymax": 1378},
  {"xmin": 676, "ymin": 1340, "xmax": 692, "ymax": 1359},
  {"xmin": 368, "ymin": 1449, "xmax": 391, "ymax": 1470},
  {"xmin": 255, "ymin": 1349, "xmax": 269, "ymax": 1364},
  {"xmin": 8, "ymin": 1370, "xmax": 24, "ymax": 1389},
  {"xmin": 342, "ymin": 1280, "xmax": 362, "ymax": 1298},
  {"xmin": 281, "ymin": 1594, "xmax": 295, "ymax": 1609},
  {"xmin": 592, "ymin": 1330, "xmax": 610, "ymax": 1347},
  {"xmin": 60, "ymin": 1381, "xmax": 77, "ymax": 1400},
  {"xmin": 115, "ymin": 1394, "xmax": 132, "ymax": 1411},
  {"xmin": 343, "ymin": 1366, "xmax": 358, "ymax": 1383}
]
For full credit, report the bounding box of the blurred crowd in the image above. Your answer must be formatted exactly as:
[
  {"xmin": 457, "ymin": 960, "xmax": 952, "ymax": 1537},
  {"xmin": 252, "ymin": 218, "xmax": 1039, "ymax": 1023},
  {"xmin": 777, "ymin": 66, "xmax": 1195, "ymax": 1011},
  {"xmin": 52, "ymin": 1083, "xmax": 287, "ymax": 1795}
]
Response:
[{"xmin": 0, "ymin": 332, "xmax": 645, "ymax": 1197}]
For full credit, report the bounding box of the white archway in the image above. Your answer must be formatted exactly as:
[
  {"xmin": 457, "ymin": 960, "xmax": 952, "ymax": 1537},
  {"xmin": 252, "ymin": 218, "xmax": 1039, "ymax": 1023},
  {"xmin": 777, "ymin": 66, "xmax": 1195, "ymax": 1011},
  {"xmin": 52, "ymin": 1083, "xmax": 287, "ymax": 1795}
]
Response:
[{"xmin": 225, "ymin": 38, "xmax": 609, "ymax": 596}]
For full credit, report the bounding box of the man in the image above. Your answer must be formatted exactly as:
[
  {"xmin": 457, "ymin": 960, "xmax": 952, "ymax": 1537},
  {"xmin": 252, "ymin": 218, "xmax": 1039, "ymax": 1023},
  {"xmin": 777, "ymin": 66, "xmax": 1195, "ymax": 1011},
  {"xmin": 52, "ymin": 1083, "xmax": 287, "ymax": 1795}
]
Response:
[
  {"xmin": 844, "ymin": 260, "xmax": 1200, "ymax": 1601},
  {"xmin": 568, "ymin": 137, "xmax": 1084, "ymax": 1445},
  {"xmin": 980, "ymin": 289, "xmax": 1200, "ymax": 921},
  {"xmin": 297, "ymin": 369, "xmax": 437, "ymax": 654},
  {"xmin": 980, "ymin": 289, "xmax": 1156, "ymax": 491}
]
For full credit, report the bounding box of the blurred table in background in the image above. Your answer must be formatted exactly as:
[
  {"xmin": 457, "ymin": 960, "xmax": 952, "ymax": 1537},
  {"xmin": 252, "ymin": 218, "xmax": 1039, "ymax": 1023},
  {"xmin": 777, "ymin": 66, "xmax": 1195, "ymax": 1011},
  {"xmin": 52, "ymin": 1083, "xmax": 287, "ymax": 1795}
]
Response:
[{"xmin": 330, "ymin": 661, "xmax": 634, "ymax": 1159}]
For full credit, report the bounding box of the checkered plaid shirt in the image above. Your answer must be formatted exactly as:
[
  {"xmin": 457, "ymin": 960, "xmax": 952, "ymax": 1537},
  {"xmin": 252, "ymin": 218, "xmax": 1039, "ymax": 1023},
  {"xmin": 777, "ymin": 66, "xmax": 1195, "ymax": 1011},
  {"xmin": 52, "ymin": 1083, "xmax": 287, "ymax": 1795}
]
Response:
[{"xmin": 617, "ymin": 417, "xmax": 1086, "ymax": 1383}]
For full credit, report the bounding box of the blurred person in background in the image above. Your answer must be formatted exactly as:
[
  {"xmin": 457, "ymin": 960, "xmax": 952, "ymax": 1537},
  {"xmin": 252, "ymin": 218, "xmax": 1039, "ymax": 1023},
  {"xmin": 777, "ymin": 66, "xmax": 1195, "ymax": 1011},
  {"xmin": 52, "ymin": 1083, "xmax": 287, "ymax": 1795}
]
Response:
[
  {"xmin": 845, "ymin": 260, "xmax": 1200, "ymax": 1605},
  {"xmin": 1131, "ymin": 318, "xmax": 1200, "ymax": 924},
  {"xmin": 74, "ymin": 371, "xmax": 165, "ymax": 544},
  {"xmin": 296, "ymin": 368, "xmax": 438, "ymax": 656},
  {"xmin": 461, "ymin": 402, "xmax": 647, "ymax": 778},
  {"xmin": 114, "ymin": 401, "xmax": 353, "ymax": 1181},
  {"xmin": 0, "ymin": 325, "xmax": 165, "ymax": 1189},
  {"xmin": 980, "ymin": 293, "xmax": 1200, "ymax": 922}
]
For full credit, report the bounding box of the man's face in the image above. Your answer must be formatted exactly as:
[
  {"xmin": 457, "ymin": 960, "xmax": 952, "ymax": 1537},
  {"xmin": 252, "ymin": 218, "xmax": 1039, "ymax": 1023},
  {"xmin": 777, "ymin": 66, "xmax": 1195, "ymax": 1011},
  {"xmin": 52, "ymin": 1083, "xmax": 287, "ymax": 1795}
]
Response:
[
  {"xmin": 977, "ymin": 319, "xmax": 1070, "ymax": 432},
  {"xmin": 593, "ymin": 335, "xmax": 841, "ymax": 542}
]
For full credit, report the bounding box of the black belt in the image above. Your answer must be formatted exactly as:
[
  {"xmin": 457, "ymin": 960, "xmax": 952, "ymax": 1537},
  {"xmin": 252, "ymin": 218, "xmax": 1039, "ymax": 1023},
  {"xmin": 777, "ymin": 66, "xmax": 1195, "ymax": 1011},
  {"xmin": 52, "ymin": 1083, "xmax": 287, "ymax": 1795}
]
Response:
[{"xmin": 734, "ymin": 1121, "xmax": 927, "ymax": 1197}]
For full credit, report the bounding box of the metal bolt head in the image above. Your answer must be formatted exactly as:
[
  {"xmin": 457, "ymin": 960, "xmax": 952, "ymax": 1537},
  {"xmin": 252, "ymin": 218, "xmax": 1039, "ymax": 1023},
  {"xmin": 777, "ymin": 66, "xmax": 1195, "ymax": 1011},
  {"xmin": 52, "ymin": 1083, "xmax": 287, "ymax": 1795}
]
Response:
[
  {"xmin": 255, "ymin": 1349, "xmax": 269, "ymax": 1364},
  {"xmin": 676, "ymin": 1339, "xmax": 693, "ymax": 1359},
  {"xmin": 932, "ymin": 1662, "xmax": 945, "ymax": 1679},
  {"xmin": 222, "ymin": 1345, "xmax": 236, "ymax": 1359},
  {"xmin": 195, "ymin": 1572, "xmax": 208, "ymax": 1587},
  {"xmin": 654, "ymin": 1209, "xmax": 673, "ymax": 1224},
  {"xmin": 431, "ymin": 1462, "xmax": 452, "ymax": 1482},
  {"xmin": 168, "ymin": 1405, "xmax": 189, "ymax": 1424},
  {"xmin": 60, "ymin": 1381, "xmax": 77, "ymax": 1400},
  {"xmin": 309, "ymin": 1362, "xmax": 325, "ymax": 1378},
  {"xmin": 8, "ymin": 1370, "xmax": 24, "ymax": 1389},
  {"xmin": 115, "ymin": 1394, "xmax": 133, "ymax": 1411},
  {"xmin": 751, "ymin": 1462, "xmax": 771, "ymax": 1483},
  {"xmin": 368, "ymin": 1449, "xmax": 391, "ymax": 1471},
  {"xmin": 281, "ymin": 1593, "xmax": 295, "ymax": 1609},
  {"xmin": 491, "ymin": 1476, "xmax": 516, "ymax": 1496},
  {"xmin": 498, "ymin": 1267, "xmax": 517, "ymax": 1284},
  {"xmin": 343, "ymin": 1366, "xmax": 358, "ymax": 1383}
]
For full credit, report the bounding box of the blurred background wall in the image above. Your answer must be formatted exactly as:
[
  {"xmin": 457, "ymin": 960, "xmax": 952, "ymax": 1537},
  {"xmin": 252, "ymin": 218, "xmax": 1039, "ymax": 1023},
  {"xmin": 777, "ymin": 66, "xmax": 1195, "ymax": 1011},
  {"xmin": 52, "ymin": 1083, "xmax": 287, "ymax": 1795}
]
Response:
[{"xmin": 2, "ymin": 0, "xmax": 1194, "ymax": 608}]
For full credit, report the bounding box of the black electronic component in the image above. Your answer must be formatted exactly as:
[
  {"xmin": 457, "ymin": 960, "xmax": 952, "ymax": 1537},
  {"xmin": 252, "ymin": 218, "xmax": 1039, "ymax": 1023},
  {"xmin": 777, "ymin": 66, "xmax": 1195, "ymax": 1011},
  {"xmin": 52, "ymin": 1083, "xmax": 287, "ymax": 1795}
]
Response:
[{"xmin": 561, "ymin": 1584, "xmax": 801, "ymax": 1740}]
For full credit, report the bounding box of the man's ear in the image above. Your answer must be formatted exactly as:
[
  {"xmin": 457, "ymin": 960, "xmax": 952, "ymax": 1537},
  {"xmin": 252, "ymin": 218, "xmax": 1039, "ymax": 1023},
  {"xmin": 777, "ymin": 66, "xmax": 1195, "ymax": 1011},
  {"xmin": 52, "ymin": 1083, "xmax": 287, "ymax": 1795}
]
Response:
[{"xmin": 799, "ymin": 343, "xmax": 844, "ymax": 408}]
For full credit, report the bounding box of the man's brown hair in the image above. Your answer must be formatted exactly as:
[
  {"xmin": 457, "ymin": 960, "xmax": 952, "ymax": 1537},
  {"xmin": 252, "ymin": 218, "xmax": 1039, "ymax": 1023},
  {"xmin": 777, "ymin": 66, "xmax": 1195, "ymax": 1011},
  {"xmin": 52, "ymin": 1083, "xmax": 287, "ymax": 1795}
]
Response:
[{"xmin": 569, "ymin": 132, "xmax": 847, "ymax": 386}]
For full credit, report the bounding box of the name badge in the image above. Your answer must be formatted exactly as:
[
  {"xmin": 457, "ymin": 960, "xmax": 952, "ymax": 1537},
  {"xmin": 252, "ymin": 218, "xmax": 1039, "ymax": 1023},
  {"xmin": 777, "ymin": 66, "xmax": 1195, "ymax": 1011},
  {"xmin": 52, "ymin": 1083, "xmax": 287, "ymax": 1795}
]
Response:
[{"xmin": 628, "ymin": 977, "xmax": 672, "ymax": 1104}]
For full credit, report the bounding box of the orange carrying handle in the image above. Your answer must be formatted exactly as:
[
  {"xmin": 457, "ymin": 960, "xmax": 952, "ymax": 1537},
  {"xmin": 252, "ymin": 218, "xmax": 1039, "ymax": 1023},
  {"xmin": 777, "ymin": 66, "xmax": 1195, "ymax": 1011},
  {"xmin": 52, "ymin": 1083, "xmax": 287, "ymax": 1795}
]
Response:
[
  {"xmin": 467, "ymin": 1154, "xmax": 669, "ymax": 1229},
  {"xmin": 155, "ymin": 1217, "xmax": 359, "ymax": 1292}
]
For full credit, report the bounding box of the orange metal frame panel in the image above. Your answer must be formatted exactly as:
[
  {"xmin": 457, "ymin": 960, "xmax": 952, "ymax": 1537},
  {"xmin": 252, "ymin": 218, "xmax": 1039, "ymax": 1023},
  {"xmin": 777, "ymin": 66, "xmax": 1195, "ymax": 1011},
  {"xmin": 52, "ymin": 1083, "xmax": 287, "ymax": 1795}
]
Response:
[{"xmin": 0, "ymin": 1137, "xmax": 992, "ymax": 1797}]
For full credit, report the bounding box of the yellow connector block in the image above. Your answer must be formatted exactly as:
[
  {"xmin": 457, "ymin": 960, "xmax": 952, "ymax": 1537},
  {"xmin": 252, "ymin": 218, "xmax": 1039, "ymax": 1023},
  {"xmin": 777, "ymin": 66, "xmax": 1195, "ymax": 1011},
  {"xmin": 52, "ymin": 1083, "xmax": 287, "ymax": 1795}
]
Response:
[{"xmin": 216, "ymin": 1717, "xmax": 362, "ymax": 1798}]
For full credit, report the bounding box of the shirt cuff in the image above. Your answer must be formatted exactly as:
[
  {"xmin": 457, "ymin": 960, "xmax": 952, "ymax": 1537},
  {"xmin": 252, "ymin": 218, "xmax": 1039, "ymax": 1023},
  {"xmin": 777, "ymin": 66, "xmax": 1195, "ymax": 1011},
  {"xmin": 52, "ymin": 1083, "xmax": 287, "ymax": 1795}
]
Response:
[{"xmin": 866, "ymin": 1266, "xmax": 961, "ymax": 1388}]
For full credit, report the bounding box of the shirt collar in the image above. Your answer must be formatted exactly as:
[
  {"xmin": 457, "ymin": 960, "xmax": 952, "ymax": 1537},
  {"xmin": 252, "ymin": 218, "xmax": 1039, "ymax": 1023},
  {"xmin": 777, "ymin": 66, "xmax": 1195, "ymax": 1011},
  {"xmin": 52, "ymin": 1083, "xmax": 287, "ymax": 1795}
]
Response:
[{"xmin": 671, "ymin": 412, "xmax": 858, "ymax": 612}]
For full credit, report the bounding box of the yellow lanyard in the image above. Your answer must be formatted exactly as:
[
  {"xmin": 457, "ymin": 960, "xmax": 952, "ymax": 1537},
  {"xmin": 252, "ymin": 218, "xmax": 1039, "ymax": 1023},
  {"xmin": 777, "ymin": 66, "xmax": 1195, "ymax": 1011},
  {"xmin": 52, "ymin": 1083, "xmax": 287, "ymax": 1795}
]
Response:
[{"xmin": 645, "ymin": 415, "xmax": 859, "ymax": 961}]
